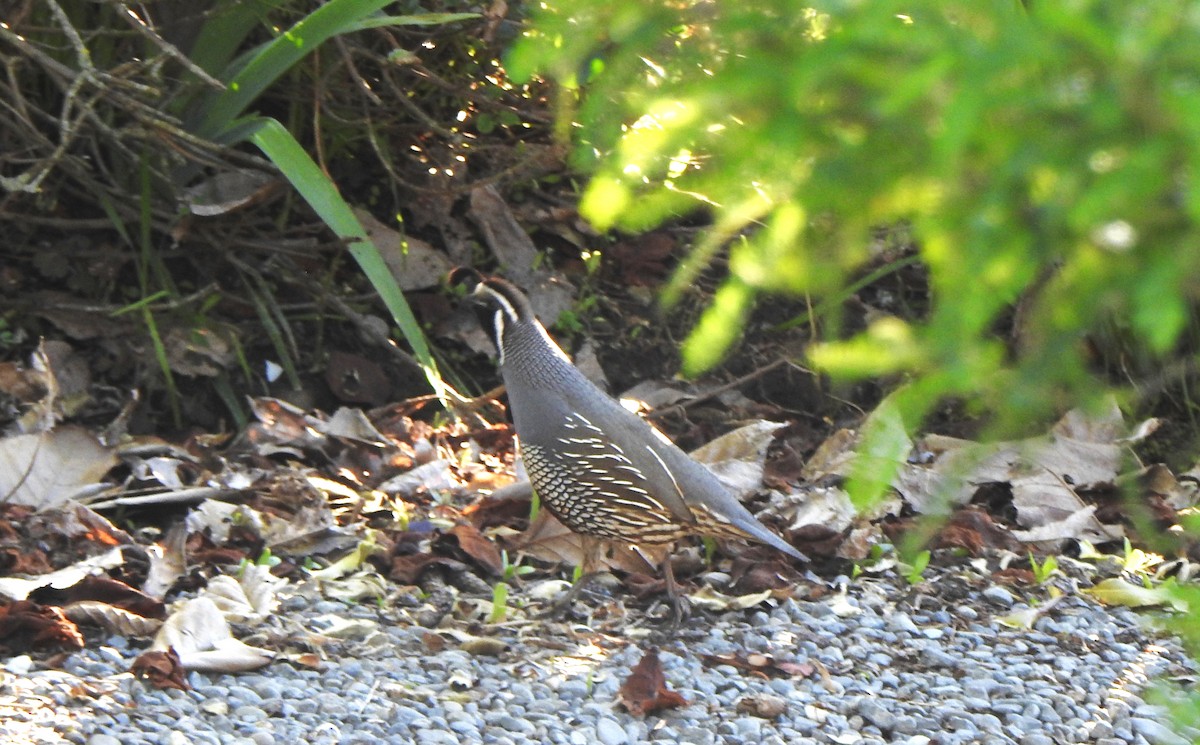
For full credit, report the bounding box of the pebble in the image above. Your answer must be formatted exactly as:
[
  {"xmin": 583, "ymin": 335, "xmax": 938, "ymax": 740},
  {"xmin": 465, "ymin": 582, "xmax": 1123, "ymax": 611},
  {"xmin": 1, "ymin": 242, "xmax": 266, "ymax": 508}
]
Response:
[
  {"xmin": 596, "ymin": 718, "xmax": 627, "ymax": 745},
  {"xmin": 982, "ymin": 586, "xmax": 1016, "ymax": 607}
]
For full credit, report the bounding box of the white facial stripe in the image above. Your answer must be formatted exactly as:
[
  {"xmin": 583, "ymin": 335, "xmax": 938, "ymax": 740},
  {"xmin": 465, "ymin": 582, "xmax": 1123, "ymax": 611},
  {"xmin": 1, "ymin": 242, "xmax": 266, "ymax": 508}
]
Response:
[
  {"xmin": 476, "ymin": 284, "xmax": 521, "ymax": 323},
  {"xmin": 493, "ymin": 308, "xmax": 506, "ymax": 365}
]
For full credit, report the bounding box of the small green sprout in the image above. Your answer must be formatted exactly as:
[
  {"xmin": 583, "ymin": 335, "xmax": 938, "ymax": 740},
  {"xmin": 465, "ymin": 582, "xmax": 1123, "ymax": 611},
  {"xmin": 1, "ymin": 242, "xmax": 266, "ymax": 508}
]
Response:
[
  {"xmin": 490, "ymin": 581, "xmax": 510, "ymax": 623},
  {"xmin": 900, "ymin": 549, "xmax": 931, "ymax": 585},
  {"xmin": 1029, "ymin": 553, "xmax": 1058, "ymax": 584},
  {"xmin": 500, "ymin": 550, "xmax": 534, "ymax": 582}
]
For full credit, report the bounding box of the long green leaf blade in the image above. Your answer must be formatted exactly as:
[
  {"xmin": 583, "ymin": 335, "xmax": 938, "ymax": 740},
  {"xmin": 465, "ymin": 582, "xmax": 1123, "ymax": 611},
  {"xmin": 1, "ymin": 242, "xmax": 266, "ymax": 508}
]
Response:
[
  {"xmin": 246, "ymin": 117, "xmax": 450, "ymax": 401},
  {"xmin": 196, "ymin": 0, "xmax": 394, "ymax": 139}
]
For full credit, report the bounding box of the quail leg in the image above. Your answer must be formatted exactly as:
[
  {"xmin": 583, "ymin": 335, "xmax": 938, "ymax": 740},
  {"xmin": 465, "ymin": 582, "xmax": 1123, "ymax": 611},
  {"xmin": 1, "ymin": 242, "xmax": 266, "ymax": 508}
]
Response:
[
  {"xmin": 541, "ymin": 536, "xmax": 609, "ymax": 618},
  {"xmin": 660, "ymin": 550, "xmax": 688, "ymax": 627}
]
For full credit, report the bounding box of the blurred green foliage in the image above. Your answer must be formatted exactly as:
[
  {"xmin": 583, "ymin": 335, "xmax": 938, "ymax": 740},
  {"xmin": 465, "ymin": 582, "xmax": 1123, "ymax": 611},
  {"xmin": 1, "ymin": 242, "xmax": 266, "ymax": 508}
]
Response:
[{"xmin": 509, "ymin": 0, "xmax": 1200, "ymax": 496}]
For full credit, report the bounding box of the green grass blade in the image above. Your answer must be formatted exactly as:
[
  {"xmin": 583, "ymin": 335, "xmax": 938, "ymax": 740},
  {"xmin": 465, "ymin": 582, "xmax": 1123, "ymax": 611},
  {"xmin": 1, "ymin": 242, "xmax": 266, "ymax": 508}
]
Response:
[
  {"xmin": 142, "ymin": 307, "xmax": 182, "ymax": 427},
  {"xmin": 195, "ymin": 0, "xmax": 395, "ymax": 139},
  {"xmin": 188, "ymin": 0, "xmax": 275, "ymax": 77},
  {"xmin": 245, "ymin": 116, "xmax": 451, "ymax": 402},
  {"xmin": 345, "ymin": 13, "xmax": 477, "ymax": 31}
]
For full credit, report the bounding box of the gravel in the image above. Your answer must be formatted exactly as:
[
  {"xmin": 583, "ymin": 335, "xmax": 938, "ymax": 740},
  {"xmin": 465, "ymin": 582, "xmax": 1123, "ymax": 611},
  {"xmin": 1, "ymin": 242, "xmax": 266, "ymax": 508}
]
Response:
[{"xmin": 2, "ymin": 570, "xmax": 1197, "ymax": 745}]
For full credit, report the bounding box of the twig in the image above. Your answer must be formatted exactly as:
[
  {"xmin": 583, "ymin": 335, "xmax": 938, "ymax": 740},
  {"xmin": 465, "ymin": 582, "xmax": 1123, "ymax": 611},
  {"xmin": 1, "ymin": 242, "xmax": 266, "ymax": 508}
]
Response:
[
  {"xmin": 644, "ymin": 358, "xmax": 793, "ymax": 420},
  {"xmin": 117, "ymin": 3, "xmax": 225, "ymax": 91}
]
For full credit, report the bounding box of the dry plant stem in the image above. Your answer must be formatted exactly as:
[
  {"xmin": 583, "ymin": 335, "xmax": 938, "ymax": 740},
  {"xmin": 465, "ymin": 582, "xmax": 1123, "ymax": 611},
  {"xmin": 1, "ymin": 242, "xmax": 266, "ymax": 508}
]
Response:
[
  {"xmin": 435, "ymin": 385, "xmax": 505, "ymax": 429},
  {"xmin": 411, "ymin": 63, "xmax": 551, "ymax": 125},
  {"xmin": 0, "ymin": 25, "xmax": 96, "ymax": 193},
  {"xmin": 312, "ymin": 48, "xmax": 328, "ymax": 174},
  {"xmin": 0, "ymin": 4, "xmax": 243, "ymax": 200},
  {"xmin": 335, "ymin": 36, "xmax": 384, "ymax": 106},
  {"xmin": 1129, "ymin": 356, "xmax": 1200, "ymax": 406},
  {"xmin": 0, "ymin": 215, "xmax": 116, "ymax": 229},
  {"xmin": 645, "ymin": 358, "xmax": 791, "ymax": 421},
  {"xmin": 84, "ymin": 486, "xmax": 241, "ymax": 511},
  {"xmin": 228, "ymin": 255, "xmax": 302, "ymax": 361},
  {"xmin": 118, "ymin": 4, "xmax": 225, "ymax": 91},
  {"xmin": 381, "ymin": 68, "xmax": 464, "ymax": 143}
]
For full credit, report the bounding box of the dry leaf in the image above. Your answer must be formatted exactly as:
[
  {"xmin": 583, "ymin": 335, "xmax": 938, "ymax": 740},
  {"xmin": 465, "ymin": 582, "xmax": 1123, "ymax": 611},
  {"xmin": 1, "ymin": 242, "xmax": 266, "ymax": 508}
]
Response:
[
  {"xmin": 450, "ymin": 523, "xmax": 503, "ymax": 575},
  {"xmin": 354, "ymin": 208, "xmax": 452, "ymax": 291},
  {"xmin": 1084, "ymin": 578, "xmax": 1186, "ymax": 611},
  {"xmin": 737, "ymin": 693, "xmax": 788, "ymax": 719},
  {"xmin": 201, "ymin": 564, "xmax": 284, "ymax": 624},
  {"xmin": 62, "ymin": 601, "xmax": 163, "ymax": 638},
  {"xmin": 690, "ymin": 420, "xmax": 786, "ymax": 497},
  {"xmin": 0, "ymin": 547, "xmax": 125, "ymax": 602},
  {"xmin": 618, "ymin": 649, "xmax": 689, "ymax": 717},
  {"xmin": 31, "ymin": 574, "xmax": 164, "ymax": 619},
  {"xmin": 143, "ymin": 524, "xmax": 187, "ymax": 599},
  {"xmin": 0, "ymin": 600, "xmax": 84, "ymax": 653},
  {"xmin": 130, "ymin": 648, "xmax": 189, "ymax": 690},
  {"xmin": 183, "ymin": 169, "xmax": 276, "ymax": 216},
  {"xmin": 889, "ymin": 401, "xmax": 1130, "ymax": 543},
  {"xmin": 0, "ymin": 427, "xmax": 117, "ymax": 508},
  {"xmin": 318, "ymin": 406, "xmax": 389, "ymax": 444},
  {"xmin": 512, "ymin": 510, "xmax": 585, "ymax": 566},
  {"xmin": 511, "ymin": 511, "xmax": 659, "ymax": 574},
  {"xmin": 686, "ymin": 586, "xmax": 773, "ymax": 611},
  {"xmin": 701, "ymin": 652, "xmax": 814, "ymax": 680},
  {"xmin": 467, "ymin": 185, "xmax": 577, "ymax": 323},
  {"xmin": 151, "ymin": 597, "xmax": 275, "ymax": 672}
]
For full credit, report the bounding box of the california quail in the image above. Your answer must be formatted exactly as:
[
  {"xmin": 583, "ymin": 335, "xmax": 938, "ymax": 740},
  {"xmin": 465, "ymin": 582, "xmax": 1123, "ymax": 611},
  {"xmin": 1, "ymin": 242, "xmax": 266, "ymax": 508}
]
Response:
[{"xmin": 451, "ymin": 268, "xmax": 806, "ymax": 614}]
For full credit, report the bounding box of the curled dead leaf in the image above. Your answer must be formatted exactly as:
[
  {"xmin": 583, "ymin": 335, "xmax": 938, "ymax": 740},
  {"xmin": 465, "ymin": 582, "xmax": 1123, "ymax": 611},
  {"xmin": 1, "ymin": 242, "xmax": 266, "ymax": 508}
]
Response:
[
  {"xmin": 618, "ymin": 649, "xmax": 689, "ymax": 717},
  {"xmin": 0, "ymin": 600, "xmax": 84, "ymax": 653},
  {"xmin": 61, "ymin": 601, "xmax": 162, "ymax": 638},
  {"xmin": 450, "ymin": 523, "xmax": 503, "ymax": 575},
  {"xmin": 130, "ymin": 648, "xmax": 189, "ymax": 691}
]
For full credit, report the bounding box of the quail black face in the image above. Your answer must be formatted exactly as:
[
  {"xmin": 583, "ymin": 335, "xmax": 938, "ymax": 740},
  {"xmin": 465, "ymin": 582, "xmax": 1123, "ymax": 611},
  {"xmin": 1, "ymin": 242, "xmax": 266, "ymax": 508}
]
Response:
[{"xmin": 449, "ymin": 268, "xmax": 537, "ymax": 363}]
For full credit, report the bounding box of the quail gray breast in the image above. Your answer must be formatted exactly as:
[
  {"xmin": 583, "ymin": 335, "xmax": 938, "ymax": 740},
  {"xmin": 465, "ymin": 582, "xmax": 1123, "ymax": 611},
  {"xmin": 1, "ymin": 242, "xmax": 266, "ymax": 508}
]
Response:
[{"xmin": 450, "ymin": 268, "xmax": 806, "ymax": 605}]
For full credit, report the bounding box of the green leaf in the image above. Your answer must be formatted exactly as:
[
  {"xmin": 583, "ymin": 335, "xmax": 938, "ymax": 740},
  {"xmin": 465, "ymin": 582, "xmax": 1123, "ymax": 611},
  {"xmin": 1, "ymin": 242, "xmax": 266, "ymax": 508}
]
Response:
[
  {"xmin": 194, "ymin": 0, "xmax": 395, "ymax": 139},
  {"xmin": 846, "ymin": 389, "xmax": 919, "ymax": 511},
  {"xmin": 345, "ymin": 13, "xmax": 478, "ymax": 31},
  {"xmin": 681, "ymin": 280, "xmax": 752, "ymax": 376},
  {"xmin": 186, "ymin": 0, "xmax": 274, "ymax": 78}
]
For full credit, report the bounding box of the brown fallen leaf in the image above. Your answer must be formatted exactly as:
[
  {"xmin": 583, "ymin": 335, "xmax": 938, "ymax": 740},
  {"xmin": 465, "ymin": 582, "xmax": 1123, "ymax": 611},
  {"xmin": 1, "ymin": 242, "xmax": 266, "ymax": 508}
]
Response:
[
  {"xmin": 933, "ymin": 508, "xmax": 1022, "ymax": 555},
  {"xmin": 511, "ymin": 509, "xmax": 585, "ymax": 566},
  {"xmin": 512, "ymin": 510, "xmax": 663, "ymax": 574},
  {"xmin": 131, "ymin": 648, "xmax": 190, "ymax": 691},
  {"xmin": 0, "ymin": 545, "xmax": 53, "ymax": 575},
  {"xmin": 0, "ymin": 600, "xmax": 85, "ymax": 654},
  {"xmin": 993, "ymin": 567, "xmax": 1036, "ymax": 585},
  {"xmin": 0, "ymin": 426, "xmax": 118, "ymax": 508},
  {"xmin": 450, "ymin": 523, "xmax": 503, "ymax": 575},
  {"xmin": 388, "ymin": 552, "xmax": 465, "ymax": 585},
  {"xmin": 618, "ymin": 649, "xmax": 689, "ymax": 717},
  {"xmin": 31, "ymin": 575, "xmax": 165, "ymax": 619}
]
